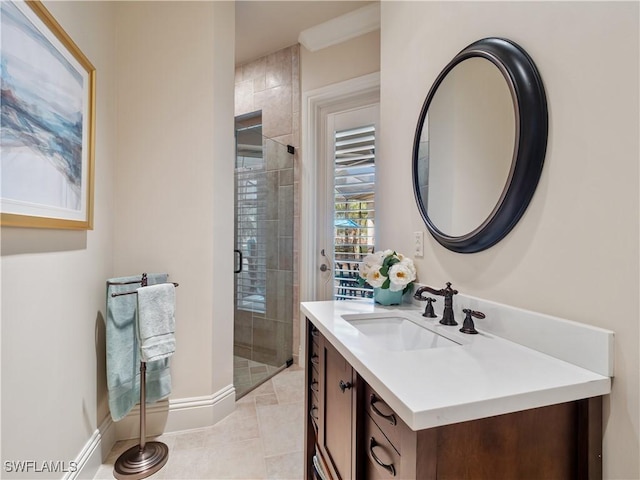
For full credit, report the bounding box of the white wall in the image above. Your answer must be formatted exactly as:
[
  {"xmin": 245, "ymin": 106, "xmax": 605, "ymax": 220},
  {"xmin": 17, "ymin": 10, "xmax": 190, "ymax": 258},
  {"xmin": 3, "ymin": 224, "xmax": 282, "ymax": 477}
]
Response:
[
  {"xmin": 379, "ymin": 2, "xmax": 639, "ymax": 478},
  {"xmin": 1, "ymin": 0, "xmax": 117, "ymax": 476},
  {"xmin": 113, "ymin": 0, "xmax": 235, "ymax": 414},
  {"xmin": 301, "ymin": 29, "xmax": 380, "ymax": 93},
  {"xmin": 1, "ymin": 1, "xmax": 236, "ymax": 476}
]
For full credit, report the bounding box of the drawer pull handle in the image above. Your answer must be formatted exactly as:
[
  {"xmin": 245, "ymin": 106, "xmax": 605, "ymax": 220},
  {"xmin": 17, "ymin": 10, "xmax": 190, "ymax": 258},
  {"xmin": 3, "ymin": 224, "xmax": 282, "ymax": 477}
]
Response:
[
  {"xmin": 339, "ymin": 380, "xmax": 353, "ymax": 392},
  {"xmin": 310, "ymin": 379, "xmax": 319, "ymax": 392},
  {"xmin": 310, "ymin": 405, "xmax": 319, "ymax": 420},
  {"xmin": 311, "ymin": 328, "xmax": 320, "ymax": 338},
  {"xmin": 369, "ymin": 437, "xmax": 396, "ymax": 477},
  {"xmin": 311, "ymin": 354, "xmax": 319, "ymax": 366},
  {"xmin": 370, "ymin": 394, "xmax": 397, "ymax": 426}
]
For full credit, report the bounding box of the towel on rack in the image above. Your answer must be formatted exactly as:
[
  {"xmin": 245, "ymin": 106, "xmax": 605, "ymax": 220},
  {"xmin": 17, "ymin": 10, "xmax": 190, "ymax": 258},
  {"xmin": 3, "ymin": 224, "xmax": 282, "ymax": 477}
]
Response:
[
  {"xmin": 136, "ymin": 283, "xmax": 176, "ymax": 362},
  {"xmin": 105, "ymin": 274, "xmax": 172, "ymax": 422}
]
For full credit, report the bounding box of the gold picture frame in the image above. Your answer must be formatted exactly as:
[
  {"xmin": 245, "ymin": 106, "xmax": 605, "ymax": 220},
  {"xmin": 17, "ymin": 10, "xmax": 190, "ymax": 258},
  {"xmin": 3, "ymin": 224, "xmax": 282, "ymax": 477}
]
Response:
[{"xmin": 1, "ymin": 0, "xmax": 96, "ymax": 230}]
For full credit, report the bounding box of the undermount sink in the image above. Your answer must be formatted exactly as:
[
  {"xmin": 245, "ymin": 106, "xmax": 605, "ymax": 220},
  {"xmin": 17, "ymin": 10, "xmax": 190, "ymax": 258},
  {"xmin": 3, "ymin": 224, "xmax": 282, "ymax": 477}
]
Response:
[{"xmin": 342, "ymin": 312, "xmax": 460, "ymax": 351}]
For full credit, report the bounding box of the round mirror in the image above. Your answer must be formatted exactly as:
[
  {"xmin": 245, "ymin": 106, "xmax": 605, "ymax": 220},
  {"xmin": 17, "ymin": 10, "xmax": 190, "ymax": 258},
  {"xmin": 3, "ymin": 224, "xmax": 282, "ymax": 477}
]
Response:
[{"xmin": 412, "ymin": 37, "xmax": 548, "ymax": 253}]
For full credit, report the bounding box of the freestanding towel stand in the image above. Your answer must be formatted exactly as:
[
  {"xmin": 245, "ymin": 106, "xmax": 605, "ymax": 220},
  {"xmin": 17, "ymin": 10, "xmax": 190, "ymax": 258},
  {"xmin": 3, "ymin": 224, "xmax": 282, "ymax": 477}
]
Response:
[
  {"xmin": 113, "ymin": 361, "xmax": 169, "ymax": 480},
  {"xmin": 108, "ymin": 273, "xmax": 178, "ymax": 480}
]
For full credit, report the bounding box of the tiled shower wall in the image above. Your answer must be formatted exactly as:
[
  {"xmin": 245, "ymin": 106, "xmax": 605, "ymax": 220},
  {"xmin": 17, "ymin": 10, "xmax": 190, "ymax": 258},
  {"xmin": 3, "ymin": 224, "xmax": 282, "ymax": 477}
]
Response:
[{"xmin": 235, "ymin": 45, "xmax": 301, "ymax": 365}]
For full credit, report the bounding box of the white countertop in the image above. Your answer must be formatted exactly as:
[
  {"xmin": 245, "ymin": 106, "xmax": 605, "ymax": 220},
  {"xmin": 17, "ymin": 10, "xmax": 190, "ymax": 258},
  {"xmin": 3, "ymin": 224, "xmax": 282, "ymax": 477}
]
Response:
[{"xmin": 300, "ymin": 299, "xmax": 612, "ymax": 431}]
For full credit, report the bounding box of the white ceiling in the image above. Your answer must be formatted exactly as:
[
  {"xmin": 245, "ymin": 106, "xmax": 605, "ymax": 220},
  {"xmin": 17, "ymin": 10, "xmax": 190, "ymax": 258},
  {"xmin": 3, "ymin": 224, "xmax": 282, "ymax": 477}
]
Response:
[{"xmin": 235, "ymin": 1, "xmax": 372, "ymax": 65}]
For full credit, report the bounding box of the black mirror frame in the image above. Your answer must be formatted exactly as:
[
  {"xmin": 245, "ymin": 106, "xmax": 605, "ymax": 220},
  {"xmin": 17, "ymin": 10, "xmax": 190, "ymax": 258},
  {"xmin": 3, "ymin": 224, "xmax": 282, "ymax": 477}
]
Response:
[{"xmin": 412, "ymin": 37, "xmax": 548, "ymax": 254}]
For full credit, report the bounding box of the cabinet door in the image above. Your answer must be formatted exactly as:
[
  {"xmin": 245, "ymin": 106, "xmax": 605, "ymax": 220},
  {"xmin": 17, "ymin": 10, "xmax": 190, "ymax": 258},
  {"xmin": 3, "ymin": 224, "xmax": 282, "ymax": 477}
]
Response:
[{"xmin": 320, "ymin": 338, "xmax": 356, "ymax": 480}]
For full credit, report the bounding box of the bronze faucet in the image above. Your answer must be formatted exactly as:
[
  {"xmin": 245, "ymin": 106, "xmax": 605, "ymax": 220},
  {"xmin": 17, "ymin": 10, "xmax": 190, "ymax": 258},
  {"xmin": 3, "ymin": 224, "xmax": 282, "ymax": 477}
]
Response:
[{"xmin": 413, "ymin": 282, "xmax": 459, "ymax": 326}]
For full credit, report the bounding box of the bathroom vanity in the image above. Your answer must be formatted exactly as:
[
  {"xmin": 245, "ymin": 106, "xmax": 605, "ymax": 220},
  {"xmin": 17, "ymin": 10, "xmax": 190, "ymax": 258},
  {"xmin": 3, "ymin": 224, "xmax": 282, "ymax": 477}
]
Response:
[
  {"xmin": 301, "ymin": 298, "xmax": 612, "ymax": 480},
  {"xmin": 299, "ymin": 35, "xmax": 605, "ymax": 480}
]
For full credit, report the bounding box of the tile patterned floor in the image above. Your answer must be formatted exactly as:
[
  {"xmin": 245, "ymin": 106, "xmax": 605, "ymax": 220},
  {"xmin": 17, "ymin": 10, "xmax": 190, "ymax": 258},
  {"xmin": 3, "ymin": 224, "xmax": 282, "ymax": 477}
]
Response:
[
  {"xmin": 234, "ymin": 356, "xmax": 283, "ymax": 399},
  {"xmin": 94, "ymin": 365, "xmax": 304, "ymax": 479}
]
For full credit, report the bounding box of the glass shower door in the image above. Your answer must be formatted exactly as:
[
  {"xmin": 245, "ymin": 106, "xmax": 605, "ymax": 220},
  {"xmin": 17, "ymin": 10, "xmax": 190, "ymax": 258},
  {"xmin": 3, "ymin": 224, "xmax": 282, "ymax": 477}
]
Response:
[{"xmin": 233, "ymin": 125, "xmax": 294, "ymax": 398}]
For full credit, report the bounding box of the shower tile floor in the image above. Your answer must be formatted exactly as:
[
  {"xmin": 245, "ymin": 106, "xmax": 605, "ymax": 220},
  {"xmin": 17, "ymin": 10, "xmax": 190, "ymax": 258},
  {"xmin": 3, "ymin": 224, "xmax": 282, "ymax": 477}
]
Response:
[
  {"xmin": 234, "ymin": 355, "xmax": 284, "ymax": 399},
  {"xmin": 94, "ymin": 364, "xmax": 304, "ymax": 479}
]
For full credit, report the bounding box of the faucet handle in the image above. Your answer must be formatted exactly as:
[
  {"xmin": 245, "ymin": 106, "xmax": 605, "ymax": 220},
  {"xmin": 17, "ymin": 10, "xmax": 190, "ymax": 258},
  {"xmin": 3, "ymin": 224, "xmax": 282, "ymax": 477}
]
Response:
[
  {"xmin": 422, "ymin": 298, "xmax": 437, "ymax": 318},
  {"xmin": 460, "ymin": 309, "xmax": 485, "ymax": 334}
]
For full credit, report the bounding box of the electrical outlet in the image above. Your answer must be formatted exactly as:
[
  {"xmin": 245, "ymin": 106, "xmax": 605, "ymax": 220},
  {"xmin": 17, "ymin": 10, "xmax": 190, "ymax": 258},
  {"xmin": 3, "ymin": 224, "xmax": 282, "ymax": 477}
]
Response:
[{"xmin": 414, "ymin": 231, "xmax": 424, "ymax": 258}]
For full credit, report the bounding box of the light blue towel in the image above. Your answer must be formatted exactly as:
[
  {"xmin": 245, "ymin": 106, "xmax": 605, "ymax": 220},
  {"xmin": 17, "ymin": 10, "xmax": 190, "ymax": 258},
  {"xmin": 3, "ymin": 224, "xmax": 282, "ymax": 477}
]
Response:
[
  {"xmin": 105, "ymin": 274, "xmax": 172, "ymax": 422},
  {"xmin": 136, "ymin": 283, "xmax": 176, "ymax": 362}
]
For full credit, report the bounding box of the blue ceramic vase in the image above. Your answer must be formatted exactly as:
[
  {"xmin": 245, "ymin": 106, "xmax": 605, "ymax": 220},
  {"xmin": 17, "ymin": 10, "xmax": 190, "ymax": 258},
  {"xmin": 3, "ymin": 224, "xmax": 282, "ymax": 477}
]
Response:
[{"xmin": 373, "ymin": 287, "xmax": 403, "ymax": 306}]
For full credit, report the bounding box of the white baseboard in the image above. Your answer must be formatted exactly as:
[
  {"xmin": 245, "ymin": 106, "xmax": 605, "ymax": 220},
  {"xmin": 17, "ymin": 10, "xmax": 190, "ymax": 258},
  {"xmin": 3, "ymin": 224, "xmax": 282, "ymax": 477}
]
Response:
[
  {"xmin": 71, "ymin": 384, "xmax": 235, "ymax": 479},
  {"xmin": 63, "ymin": 417, "xmax": 114, "ymax": 480},
  {"xmin": 166, "ymin": 384, "xmax": 236, "ymax": 433}
]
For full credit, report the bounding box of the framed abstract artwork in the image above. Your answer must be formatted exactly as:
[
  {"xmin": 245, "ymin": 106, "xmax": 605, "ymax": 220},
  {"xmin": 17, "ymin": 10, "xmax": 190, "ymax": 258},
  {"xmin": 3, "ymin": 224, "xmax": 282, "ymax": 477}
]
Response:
[{"xmin": 1, "ymin": 0, "xmax": 96, "ymax": 229}]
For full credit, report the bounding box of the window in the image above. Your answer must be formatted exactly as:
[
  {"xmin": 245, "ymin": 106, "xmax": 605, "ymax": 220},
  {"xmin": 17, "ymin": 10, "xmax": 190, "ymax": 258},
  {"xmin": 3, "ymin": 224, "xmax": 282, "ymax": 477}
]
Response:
[
  {"xmin": 235, "ymin": 123, "xmax": 266, "ymax": 313},
  {"xmin": 333, "ymin": 125, "xmax": 375, "ymax": 300}
]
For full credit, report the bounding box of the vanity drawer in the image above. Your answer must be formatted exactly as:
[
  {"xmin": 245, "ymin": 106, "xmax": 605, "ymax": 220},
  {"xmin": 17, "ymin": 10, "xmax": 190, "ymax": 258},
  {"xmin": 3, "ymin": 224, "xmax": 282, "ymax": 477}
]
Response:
[
  {"xmin": 310, "ymin": 332, "xmax": 320, "ymax": 369},
  {"xmin": 309, "ymin": 389, "xmax": 319, "ymax": 432},
  {"xmin": 363, "ymin": 413, "xmax": 403, "ymax": 480},
  {"xmin": 309, "ymin": 334, "xmax": 320, "ymax": 434},
  {"xmin": 308, "ymin": 323, "xmax": 321, "ymax": 427},
  {"xmin": 310, "ymin": 363, "xmax": 320, "ymax": 392},
  {"xmin": 363, "ymin": 382, "xmax": 410, "ymax": 453}
]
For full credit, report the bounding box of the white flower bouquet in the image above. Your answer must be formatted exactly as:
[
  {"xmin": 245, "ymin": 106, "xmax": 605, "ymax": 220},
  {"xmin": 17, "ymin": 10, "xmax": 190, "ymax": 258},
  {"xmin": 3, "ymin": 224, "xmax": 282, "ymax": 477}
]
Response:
[{"xmin": 358, "ymin": 250, "xmax": 416, "ymax": 294}]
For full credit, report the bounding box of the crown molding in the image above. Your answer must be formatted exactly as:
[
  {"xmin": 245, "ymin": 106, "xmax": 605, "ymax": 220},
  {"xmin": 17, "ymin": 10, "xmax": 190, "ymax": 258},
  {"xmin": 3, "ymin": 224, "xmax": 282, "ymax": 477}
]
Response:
[{"xmin": 298, "ymin": 2, "xmax": 380, "ymax": 52}]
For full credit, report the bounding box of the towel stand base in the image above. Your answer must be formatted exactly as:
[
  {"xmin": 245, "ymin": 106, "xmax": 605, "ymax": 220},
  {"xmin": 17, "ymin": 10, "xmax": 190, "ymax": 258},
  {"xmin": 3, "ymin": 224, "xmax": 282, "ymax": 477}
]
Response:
[
  {"xmin": 114, "ymin": 361, "xmax": 169, "ymax": 479},
  {"xmin": 113, "ymin": 441, "xmax": 169, "ymax": 480}
]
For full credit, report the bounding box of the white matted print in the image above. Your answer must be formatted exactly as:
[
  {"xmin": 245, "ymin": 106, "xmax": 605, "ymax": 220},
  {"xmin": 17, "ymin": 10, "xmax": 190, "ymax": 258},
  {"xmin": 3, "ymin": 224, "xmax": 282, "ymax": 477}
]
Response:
[{"xmin": 1, "ymin": 0, "xmax": 95, "ymax": 229}]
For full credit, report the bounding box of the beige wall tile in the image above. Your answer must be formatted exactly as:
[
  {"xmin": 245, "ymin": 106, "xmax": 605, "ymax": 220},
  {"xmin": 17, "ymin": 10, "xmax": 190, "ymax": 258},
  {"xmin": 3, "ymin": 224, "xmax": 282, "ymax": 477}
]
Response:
[
  {"xmin": 257, "ymin": 85, "xmax": 293, "ymax": 138},
  {"xmin": 254, "ymin": 75, "xmax": 266, "ymax": 93},
  {"xmin": 234, "ymin": 80, "xmax": 254, "ymax": 116},
  {"xmin": 243, "ymin": 56, "xmax": 266, "ymax": 81},
  {"xmin": 266, "ymin": 47, "xmax": 292, "ymax": 89}
]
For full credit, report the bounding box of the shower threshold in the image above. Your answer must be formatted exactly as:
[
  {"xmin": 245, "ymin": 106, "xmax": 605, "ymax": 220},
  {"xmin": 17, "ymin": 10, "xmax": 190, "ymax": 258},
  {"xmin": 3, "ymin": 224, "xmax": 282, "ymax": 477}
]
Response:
[{"xmin": 233, "ymin": 356, "xmax": 293, "ymax": 399}]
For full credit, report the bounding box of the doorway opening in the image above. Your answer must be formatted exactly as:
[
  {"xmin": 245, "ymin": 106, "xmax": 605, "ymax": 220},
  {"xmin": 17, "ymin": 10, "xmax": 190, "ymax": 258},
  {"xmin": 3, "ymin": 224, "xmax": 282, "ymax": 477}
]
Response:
[{"xmin": 300, "ymin": 73, "xmax": 380, "ymax": 306}]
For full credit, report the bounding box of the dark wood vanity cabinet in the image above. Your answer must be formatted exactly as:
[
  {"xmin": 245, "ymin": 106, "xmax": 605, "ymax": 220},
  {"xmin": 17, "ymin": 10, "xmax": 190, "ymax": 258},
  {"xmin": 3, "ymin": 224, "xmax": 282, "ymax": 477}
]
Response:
[
  {"xmin": 306, "ymin": 323, "xmax": 357, "ymax": 480},
  {"xmin": 304, "ymin": 318, "xmax": 603, "ymax": 480}
]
